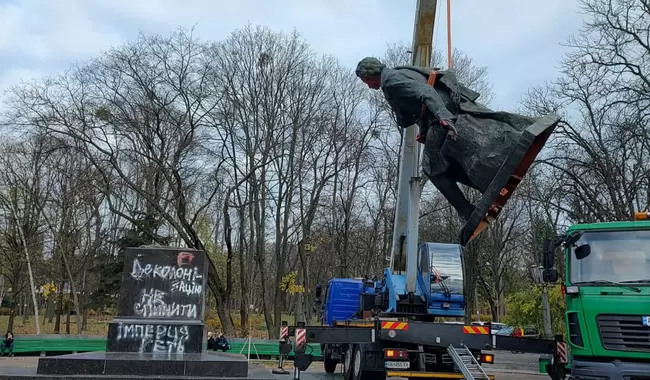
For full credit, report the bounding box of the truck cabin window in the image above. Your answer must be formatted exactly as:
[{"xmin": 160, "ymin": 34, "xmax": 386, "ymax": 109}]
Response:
[
  {"xmin": 570, "ymin": 230, "xmax": 650, "ymax": 284},
  {"xmin": 427, "ymin": 243, "xmax": 464, "ymax": 294}
]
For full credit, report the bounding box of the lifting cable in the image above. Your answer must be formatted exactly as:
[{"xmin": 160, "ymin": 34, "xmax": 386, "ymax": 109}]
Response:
[{"xmin": 446, "ymin": 0, "xmax": 452, "ymax": 69}]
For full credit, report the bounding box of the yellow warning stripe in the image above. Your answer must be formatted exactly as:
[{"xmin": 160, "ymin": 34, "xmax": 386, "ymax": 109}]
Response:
[
  {"xmin": 387, "ymin": 371, "xmax": 494, "ymax": 379},
  {"xmin": 462, "ymin": 325, "xmax": 489, "ymax": 334},
  {"xmin": 381, "ymin": 321, "xmax": 409, "ymax": 330}
]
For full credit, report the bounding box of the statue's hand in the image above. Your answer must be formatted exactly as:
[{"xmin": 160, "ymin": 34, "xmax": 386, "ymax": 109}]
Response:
[{"xmin": 440, "ymin": 120, "xmax": 458, "ymax": 141}]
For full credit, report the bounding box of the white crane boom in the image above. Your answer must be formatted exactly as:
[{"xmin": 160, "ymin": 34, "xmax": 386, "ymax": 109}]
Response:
[{"xmin": 389, "ymin": 0, "xmax": 438, "ymax": 294}]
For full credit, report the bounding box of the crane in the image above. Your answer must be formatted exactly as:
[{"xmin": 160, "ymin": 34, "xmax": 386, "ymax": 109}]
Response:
[
  {"xmin": 384, "ymin": 0, "xmax": 466, "ymax": 319},
  {"xmin": 389, "ymin": 0, "xmax": 437, "ymax": 296},
  {"xmin": 292, "ymin": 1, "xmax": 561, "ymax": 379}
]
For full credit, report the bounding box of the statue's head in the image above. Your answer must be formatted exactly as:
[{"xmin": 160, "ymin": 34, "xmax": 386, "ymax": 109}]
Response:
[{"xmin": 355, "ymin": 57, "xmax": 385, "ymax": 89}]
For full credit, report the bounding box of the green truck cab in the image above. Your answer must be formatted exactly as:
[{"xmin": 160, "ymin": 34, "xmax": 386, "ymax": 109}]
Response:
[{"xmin": 561, "ymin": 216, "xmax": 650, "ymax": 380}]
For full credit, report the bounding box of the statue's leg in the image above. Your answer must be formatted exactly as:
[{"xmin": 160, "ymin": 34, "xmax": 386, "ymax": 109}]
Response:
[
  {"xmin": 428, "ymin": 172, "xmax": 475, "ymax": 220},
  {"xmin": 447, "ymin": 158, "xmax": 482, "ymax": 192}
]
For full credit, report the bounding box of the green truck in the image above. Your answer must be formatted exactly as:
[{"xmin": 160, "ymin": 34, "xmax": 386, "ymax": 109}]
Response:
[{"xmin": 544, "ymin": 212, "xmax": 650, "ymax": 380}]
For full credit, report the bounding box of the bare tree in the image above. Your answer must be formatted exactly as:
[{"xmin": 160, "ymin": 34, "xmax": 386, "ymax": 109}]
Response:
[
  {"xmin": 6, "ymin": 28, "xmax": 236, "ymax": 334},
  {"xmin": 522, "ymin": 0, "xmax": 650, "ymax": 222},
  {"xmin": 0, "ymin": 137, "xmax": 47, "ymax": 334}
]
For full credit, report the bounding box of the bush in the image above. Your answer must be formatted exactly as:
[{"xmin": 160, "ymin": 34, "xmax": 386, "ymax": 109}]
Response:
[{"xmin": 503, "ymin": 285, "xmax": 566, "ymax": 338}]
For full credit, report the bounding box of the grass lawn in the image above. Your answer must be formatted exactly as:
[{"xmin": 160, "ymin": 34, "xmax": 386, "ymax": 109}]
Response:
[{"xmin": 0, "ymin": 313, "xmax": 316, "ymax": 338}]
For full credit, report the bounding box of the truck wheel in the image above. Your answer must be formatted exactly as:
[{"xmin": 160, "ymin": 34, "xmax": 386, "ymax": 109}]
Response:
[
  {"xmin": 352, "ymin": 345, "xmax": 363, "ymax": 380},
  {"xmin": 323, "ymin": 348, "xmax": 338, "ymax": 374},
  {"xmin": 351, "ymin": 345, "xmax": 386, "ymax": 380},
  {"xmin": 343, "ymin": 345, "xmax": 355, "ymax": 380}
]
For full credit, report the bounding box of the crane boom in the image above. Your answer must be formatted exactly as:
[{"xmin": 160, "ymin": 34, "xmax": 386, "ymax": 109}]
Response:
[{"xmin": 389, "ymin": 0, "xmax": 438, "ymax": 294}]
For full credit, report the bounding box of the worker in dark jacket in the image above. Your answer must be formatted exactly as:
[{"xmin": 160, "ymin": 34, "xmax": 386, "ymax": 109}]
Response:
[
  {"xmin": 1, "ymin": 332, "xmax": 14, "ymax": 357},
  {"xmin": 354, "ymin": 57, "xmax": 559, "ymax": 221},
  {"xmin": 213, "ymin": 333, "xmax": 231, "ymax": 352}
]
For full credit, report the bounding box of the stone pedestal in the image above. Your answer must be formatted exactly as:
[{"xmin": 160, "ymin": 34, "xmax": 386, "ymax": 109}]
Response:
[
  {"xmin": 106, "ymin": 247, "xmax": 208, "ymax": 355},
  {"xmin": 106, "ymin": 319, "xmax": 205, "ymax": 354},
  {"xmin": 0, "ymin": 247, "xmax": 273, "ymax": 380}
]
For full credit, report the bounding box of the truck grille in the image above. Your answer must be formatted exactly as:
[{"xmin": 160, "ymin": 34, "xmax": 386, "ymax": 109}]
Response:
[{"xmin": 597, "ymin": 314, "xmax": 650, "ymax": 352}]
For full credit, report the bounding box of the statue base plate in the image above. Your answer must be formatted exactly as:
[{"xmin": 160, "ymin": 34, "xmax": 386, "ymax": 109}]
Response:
[
  {"xmin": 459, "ymin": 114, "xmax": 560, "ymax": 246},
  {"xmin": 0, "ymin": 352, "xmax": 274, "ymax": 380}
]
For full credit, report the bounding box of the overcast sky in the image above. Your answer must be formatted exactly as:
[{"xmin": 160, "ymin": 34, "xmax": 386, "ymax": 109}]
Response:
[{"xmin": 0, "ymin": 0, "xmax": 585, "ymax": 110}]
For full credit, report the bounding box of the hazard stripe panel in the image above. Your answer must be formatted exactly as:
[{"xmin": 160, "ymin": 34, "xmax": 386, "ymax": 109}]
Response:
[
  {"xmin": 381, "ymin": 321, "xmax": 409, "ymax": 331},
  {"xmin": 462, "ymin": 325, "xmax": 489, "ymax": 334}
]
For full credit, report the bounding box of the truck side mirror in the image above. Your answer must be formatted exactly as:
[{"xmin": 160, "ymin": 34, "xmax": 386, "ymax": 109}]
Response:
[
  {"xmin": 542, "ymin": 268, "xmax": 558, "ymax": 283},
  {"xmin": 542, "ymin": 239, "xmax": 555, "ymax": 270},
  {"xmin": 575, "ymin": 244, "xmax": 591, "ymax": 260},
  {"xmin": 315, "ymin": 284, "xmax": 322, "ymax": 299}
]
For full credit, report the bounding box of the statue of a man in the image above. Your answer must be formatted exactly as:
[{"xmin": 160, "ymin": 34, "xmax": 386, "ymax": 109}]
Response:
[{"xmin": 355, "ymin": 57, "xmax": 557, "ymax": 224}]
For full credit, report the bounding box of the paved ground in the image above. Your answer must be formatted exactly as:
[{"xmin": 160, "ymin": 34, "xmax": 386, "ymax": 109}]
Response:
[
  {"xmin": 0, "ymin": 353, "xmax": 549, "ymax": 379},
  {"xmin": 487, "ymin": 351, "xmax": 542, "ymax": 372},
  {"xmin": 288, "ymin": 361, "xmax": 548, "ymax": 380}
]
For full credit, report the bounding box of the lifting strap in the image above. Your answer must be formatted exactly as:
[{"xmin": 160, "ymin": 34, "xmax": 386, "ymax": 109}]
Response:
[{"xmin": 419, "ymin": 70, "xmax": 440, "ymax": 122}]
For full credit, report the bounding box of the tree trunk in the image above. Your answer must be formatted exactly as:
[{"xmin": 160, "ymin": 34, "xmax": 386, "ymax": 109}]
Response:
[
  {"xmin": 81, "ymin": 254, "xmax": 89, "ymax": 332},
  {"xmin": 65, "ymin": 301, "xmax": 71, "ymax": 335},
  {"xmin": 46, "ymin": 297, "xmax": 55, "ymax": 323},
  {"xmin": 0, "ymin": 276, "xmax": 5, "ymax": 309},
  {"xmin": 16, "ymin": 219, "xmax": 41, "ymax": 334},
  {"xmin": 22, "ymin": 294, "xmax": 29, "ymax": 325},
  {"xmin": 215, "ymin": 300, "xmax": 235, "ymax": 336},
  {"xmin": 54, "ymin": 279, "xmax": 64, "ymax": 333},
  {"xmin": 238, "ymin": 212, "xmax": 250, "ymax": 337},
  {"xmin": 7, "ymin": 303, "xmax": 16, "ymax": 332},
  {"xmin": 60, "ymin": 249, "xmax": 82, "ymax": 334},
  {"xmin": 43, "ymin": 297, "xmax": 53, "ymax": 325}
]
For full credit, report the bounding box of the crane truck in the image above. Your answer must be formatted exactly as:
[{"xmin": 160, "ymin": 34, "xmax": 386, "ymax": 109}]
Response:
[
  {"xmin": 539, "ymin": 212, "xmax": 650, "ymax": 380},
  {"xmin": 285, "ymin": 1, "xmax": 562, "ymax": 379}
]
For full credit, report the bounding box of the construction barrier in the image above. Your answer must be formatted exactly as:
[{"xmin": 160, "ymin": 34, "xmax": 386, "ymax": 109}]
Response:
[{"xmin": 272, "ymin": 320, "xmax": 291, "ymax": 375}]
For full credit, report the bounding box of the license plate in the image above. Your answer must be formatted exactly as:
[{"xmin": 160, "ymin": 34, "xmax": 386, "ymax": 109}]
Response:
[
  {"xmin": 385, "ymin": 361, "xmax": 410, "ymax": 369},
  {"xmin": 442, "ymin": 302, "xmax": 450, "ymax": 308},
  {"xmin": 643, "ymin": 316, "xmax": 650, "ymax": 327}
]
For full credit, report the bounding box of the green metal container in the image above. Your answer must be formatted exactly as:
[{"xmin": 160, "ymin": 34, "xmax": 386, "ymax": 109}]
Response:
[{"xmin": 538, "ymin": 355, "xmax": 551, "ymax": 374}]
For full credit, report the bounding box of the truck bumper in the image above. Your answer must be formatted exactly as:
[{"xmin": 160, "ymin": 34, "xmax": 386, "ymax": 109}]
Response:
[{"xmin": 571, "ymin": 357, "xmax": 650, "ymax": 380}]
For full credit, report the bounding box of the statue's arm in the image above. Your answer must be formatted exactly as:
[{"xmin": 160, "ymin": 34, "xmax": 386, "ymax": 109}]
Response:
[
  {"xmin": 383, "ymin": 72, "xmax": 455, "ymax": 123},
  {"xmin": 386, "ymin": 96, "xmax": 416, "ymax": 128}
]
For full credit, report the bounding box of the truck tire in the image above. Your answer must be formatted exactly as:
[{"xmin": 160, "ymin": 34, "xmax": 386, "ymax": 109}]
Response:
[
  {"xmin": 323, "ymin": 346, "xmax": 338, "ymax": 374},
  {"xmin": 352, "ymin": 345, "xmax": 363, "ymax": 380},
  {"xmin": 351, "ymin": 345, "xmax": 386, "ymax": 380},
  {"xmin": 343, "ymin": 345, "xmax": 355, "ymax": 380}
]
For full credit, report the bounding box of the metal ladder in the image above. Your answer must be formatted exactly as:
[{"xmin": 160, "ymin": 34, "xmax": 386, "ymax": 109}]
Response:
[{"xmin": 446, "ymin": 344, "xmax": 490, "ymax": 380}]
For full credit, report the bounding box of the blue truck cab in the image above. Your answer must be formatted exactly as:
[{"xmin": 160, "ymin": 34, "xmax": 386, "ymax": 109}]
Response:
[{"xmin": 319, "ymin": 278, "xmax": 378, "ymax": 326}]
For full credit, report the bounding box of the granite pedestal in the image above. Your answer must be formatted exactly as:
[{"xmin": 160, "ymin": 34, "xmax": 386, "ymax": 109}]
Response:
[
  {"xmin": 0, "ymin": 247, "xmax": 273, "ymax": 380},
  {"xmin": 0, "ymin": 356, "xmax": 274, "ymax": 380}
]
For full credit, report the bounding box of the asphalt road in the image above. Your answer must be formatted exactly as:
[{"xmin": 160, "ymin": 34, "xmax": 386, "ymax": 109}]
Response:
[
  {"xmin": 0, "ymin": 352, "xmax": 548, "ymax": 380},
  {"xmin": 278, "ymin": 352, "xmax": 548, "ymax": 380},
  {"xmin": 488, "ymin": 350, "xmax": 542, "ymax": 372},
  {"xmin": 293, "ymin": 361, "xmax": 549, "ymax": 380}
]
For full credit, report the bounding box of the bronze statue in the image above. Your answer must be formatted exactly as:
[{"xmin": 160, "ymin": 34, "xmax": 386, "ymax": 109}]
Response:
[{"xmin": 356, "ymin": 57, "xmax": 559, "ymax": 245}]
